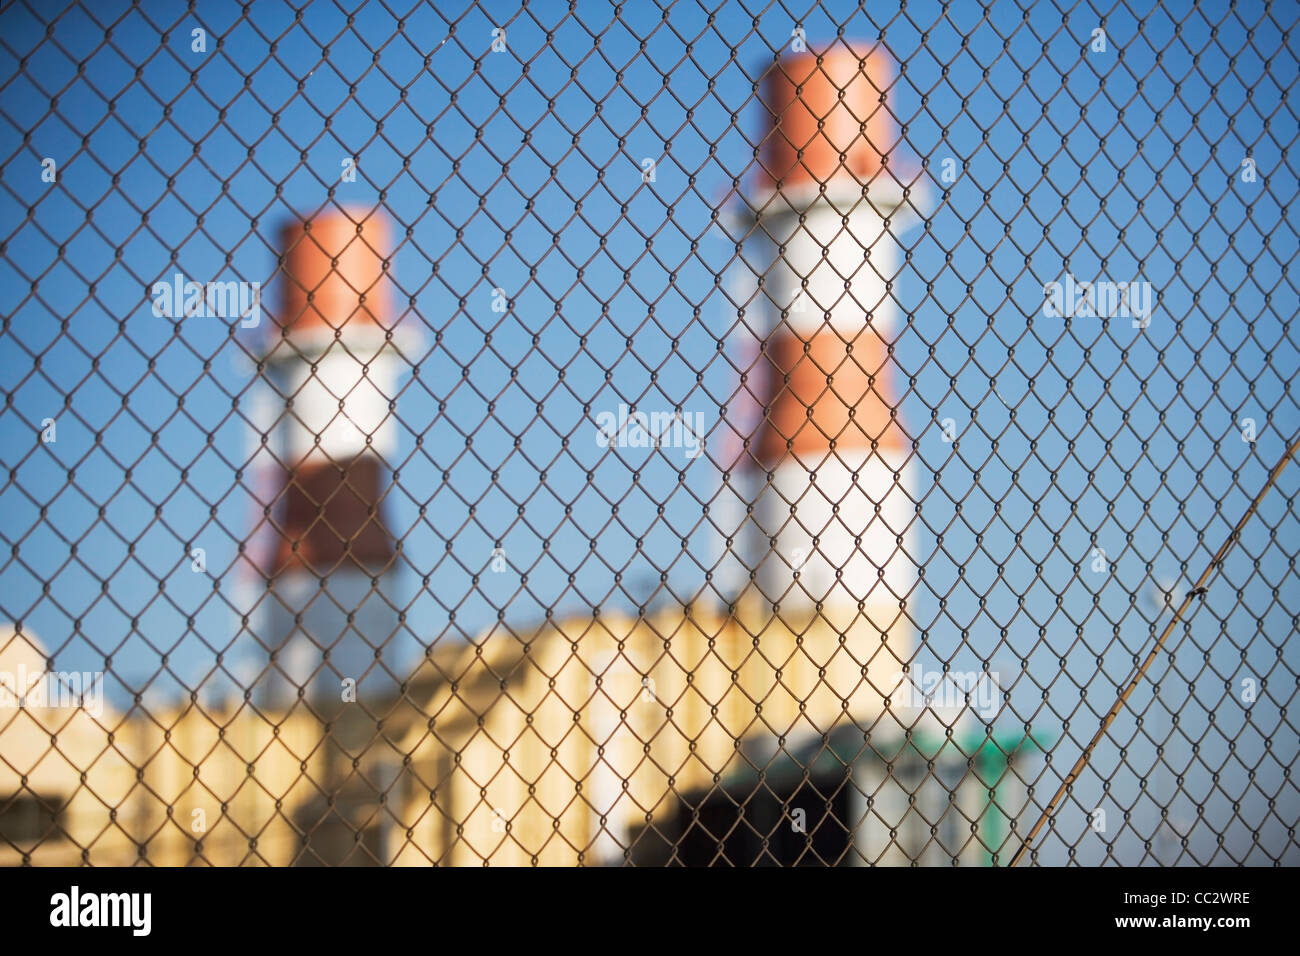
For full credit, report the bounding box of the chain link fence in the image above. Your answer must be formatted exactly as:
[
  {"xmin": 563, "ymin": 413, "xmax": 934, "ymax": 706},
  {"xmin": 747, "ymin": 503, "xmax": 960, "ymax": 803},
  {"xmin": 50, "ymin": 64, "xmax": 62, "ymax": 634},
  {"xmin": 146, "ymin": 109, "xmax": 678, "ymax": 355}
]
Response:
[{"xmin": 1, "ymin": 0, "xmax": 1297, "ymax": 866}]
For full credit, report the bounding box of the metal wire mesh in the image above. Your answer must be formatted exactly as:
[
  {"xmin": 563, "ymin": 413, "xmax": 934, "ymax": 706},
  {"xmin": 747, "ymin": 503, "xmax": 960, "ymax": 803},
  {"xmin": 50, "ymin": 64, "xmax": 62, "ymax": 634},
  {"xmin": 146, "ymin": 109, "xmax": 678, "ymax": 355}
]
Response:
[{"xmin": 0, "ymin": 0, "xmax": 1297, "ymax": 866}]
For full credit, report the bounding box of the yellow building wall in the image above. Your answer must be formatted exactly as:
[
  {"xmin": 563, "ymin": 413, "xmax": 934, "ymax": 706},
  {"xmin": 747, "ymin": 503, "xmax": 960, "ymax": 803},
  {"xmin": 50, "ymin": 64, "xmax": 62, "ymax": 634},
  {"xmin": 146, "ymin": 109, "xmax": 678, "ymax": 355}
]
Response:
[
  {"xmin": 396, "ymin": 599, "xmax": 909, "ymax": 865},
  {"xmin": 2, "ymin": 598, "xmax": 910, "ymax": 866}
]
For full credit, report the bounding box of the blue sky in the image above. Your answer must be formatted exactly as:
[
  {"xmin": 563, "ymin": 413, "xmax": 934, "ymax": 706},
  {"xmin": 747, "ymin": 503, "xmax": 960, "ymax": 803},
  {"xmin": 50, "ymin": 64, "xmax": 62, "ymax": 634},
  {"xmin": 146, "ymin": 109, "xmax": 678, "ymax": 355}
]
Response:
[{"xmin": 1, "ymin": 0, "xmax": 1297, "ymax": 863}]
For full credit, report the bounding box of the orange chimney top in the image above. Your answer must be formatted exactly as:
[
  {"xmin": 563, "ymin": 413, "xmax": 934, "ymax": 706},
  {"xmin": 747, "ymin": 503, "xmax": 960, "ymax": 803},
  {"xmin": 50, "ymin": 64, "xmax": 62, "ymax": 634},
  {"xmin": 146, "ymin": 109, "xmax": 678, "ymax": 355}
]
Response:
[
  {"xmin": 278, "ymin": 209, "xmax": 393, "ymax": 337},
  {"xmin": 267, "ymin": 207, "xmax": 400, "ymax": 576},
  {"xmin": 760, "ymin": 45, "xmax": 899, "ymax": 190}
]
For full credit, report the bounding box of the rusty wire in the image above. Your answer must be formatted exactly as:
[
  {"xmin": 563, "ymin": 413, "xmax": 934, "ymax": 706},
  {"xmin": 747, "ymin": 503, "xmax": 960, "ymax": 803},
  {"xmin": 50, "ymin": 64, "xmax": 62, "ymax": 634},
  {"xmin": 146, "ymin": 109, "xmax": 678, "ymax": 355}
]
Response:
[{"xmin": 0, "ymin": 0, "xmax": 1297, "ymax": 866}]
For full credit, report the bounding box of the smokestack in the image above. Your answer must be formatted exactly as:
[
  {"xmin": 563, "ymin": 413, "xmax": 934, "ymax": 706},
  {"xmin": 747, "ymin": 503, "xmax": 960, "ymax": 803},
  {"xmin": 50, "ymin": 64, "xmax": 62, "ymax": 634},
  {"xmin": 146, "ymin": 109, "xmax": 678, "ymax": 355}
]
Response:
[
  {"xmin": 260, "ymin": 208, "xmax": 410, "ymax": 706},
  {"xmin": 745, "ymin": 44, "xmax": 920, "ymax": 644}
]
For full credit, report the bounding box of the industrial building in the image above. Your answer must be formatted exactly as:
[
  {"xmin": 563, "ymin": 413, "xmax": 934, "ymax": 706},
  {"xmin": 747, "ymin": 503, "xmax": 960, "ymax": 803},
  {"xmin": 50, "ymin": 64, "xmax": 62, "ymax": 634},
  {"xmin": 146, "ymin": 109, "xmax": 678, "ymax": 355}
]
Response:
[{"xmin": 1, "ymin": 43, "xmax": 1037, "ymax": 867}]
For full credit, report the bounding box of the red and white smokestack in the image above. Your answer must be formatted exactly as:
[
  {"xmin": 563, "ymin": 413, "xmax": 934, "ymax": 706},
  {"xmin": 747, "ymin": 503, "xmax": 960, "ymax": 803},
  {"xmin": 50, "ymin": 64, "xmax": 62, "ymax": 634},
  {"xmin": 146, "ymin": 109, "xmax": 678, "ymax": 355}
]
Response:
[
  {"xmin": 747, "ymin": 47, "xmax": 920, "ymax": 636},
  {"xmin": 261, "ymin": 208, "xmax": 410, "ymax": 703}
]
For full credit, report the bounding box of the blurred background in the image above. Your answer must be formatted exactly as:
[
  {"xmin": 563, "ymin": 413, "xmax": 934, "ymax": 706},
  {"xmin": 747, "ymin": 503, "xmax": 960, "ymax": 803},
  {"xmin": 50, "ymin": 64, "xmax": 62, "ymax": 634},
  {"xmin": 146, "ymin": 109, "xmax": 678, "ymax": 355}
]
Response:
[{"xmin": 0, "ymin": 0, "xmax": 1297, "ymax": 865}]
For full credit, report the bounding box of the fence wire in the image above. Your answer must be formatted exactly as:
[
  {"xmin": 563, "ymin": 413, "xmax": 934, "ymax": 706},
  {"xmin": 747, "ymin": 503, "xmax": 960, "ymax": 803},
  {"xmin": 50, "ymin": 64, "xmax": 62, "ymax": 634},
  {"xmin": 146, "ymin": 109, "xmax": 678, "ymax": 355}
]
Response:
[{"xmin": 0, "ymin": 0, "xmax": 1298, "ymax": 866}]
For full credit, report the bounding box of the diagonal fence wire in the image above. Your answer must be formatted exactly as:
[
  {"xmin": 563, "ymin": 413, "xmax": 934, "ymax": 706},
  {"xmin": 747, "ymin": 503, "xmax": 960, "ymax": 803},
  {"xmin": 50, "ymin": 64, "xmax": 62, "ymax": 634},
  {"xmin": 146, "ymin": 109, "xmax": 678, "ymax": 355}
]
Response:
[{"xmin": 1011, "ymin": 430, "xmax": 1300, "ymax": 866}]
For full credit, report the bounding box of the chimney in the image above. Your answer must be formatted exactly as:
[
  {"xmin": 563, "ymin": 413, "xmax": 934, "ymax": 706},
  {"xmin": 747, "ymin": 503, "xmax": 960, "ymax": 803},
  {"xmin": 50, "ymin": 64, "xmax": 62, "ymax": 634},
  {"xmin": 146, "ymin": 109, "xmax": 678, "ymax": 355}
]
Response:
[
  {"xmin": 260, "ymin": 208, "xmax": 410, "ymax": 706},
  {"xmin": 744, "ymin": 44, "xmax": 920, "ymax": 645}
]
